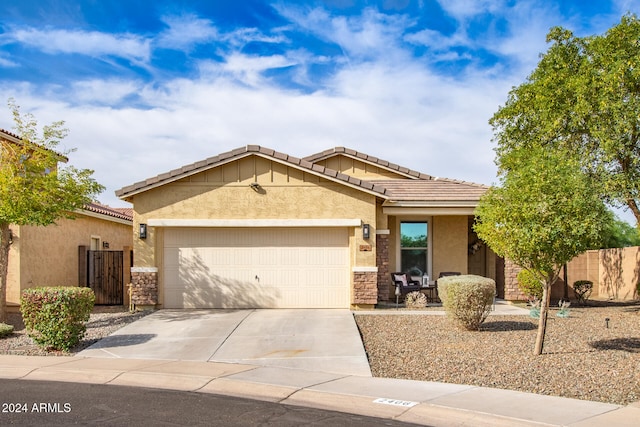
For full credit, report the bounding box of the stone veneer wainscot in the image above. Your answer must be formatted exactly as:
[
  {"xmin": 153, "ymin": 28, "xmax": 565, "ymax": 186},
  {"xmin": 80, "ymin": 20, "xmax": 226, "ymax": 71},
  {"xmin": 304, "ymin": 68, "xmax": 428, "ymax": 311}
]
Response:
[{"xmin": 130, "ymin": 267, "xmax": 158, "ymax": 308}]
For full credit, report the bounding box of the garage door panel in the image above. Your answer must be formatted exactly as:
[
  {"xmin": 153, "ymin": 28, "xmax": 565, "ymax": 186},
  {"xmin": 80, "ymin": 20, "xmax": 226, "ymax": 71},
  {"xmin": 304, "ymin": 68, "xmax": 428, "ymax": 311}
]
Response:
[
  {"xmin": 163, "ymin": 228, "xmax": 350, "ymax": 309},
  {"xmin": 167, "ymin": 272, "xmax": 283, "ymax": 309},
  {"xmin": 326, "ymin": 248, "xmax": 349, "ymax": 265}
]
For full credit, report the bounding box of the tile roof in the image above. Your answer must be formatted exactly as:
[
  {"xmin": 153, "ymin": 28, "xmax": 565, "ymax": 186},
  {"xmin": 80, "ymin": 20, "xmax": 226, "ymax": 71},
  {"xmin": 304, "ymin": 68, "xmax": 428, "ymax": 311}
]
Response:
[
  {"xmin": 116, "ymin": 145, "xmax": 488, "ymax": 205},
  {"xmin": 0, "ymin": 128, "xmax": 22, "ymax": 140},
  {"xmin": 372, "ymin": 179, "xmax": 488, "ymax": 202},
  {"xmin": 0, "ymin": 128, "xmax": 68, "ymax": 162},
  {"xmin": 303, "ymin": 147, "xmax": 433, "ymax": 180},
  {"xmin": 116, "ymin": 145, "xmax": 389, "ymax": 200},
  {"xmin": 84, "ymin": 202, "xmax": 133, "ymax": 222}
]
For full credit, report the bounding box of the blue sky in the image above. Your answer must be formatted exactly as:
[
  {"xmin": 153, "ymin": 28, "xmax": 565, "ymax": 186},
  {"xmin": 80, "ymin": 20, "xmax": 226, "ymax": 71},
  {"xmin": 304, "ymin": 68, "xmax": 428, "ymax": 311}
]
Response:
[{"xmin": 1, "ymin": 0, "xmax": 638, "ymax": 220}]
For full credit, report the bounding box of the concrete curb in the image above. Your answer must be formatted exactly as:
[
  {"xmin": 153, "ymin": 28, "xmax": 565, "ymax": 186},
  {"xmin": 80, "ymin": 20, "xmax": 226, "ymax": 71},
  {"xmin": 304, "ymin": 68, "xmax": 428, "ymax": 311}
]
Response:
[{"xmin": 1, "ymin": 355, "xmax": 637, "ymax": 426}]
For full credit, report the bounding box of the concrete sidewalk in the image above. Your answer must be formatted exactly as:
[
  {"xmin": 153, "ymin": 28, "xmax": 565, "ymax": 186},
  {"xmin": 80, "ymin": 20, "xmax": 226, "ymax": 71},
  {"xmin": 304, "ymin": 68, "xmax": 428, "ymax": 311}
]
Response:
[{"xmin": 1, "ymin": 354, "xmax": 637, "ymax": 426}]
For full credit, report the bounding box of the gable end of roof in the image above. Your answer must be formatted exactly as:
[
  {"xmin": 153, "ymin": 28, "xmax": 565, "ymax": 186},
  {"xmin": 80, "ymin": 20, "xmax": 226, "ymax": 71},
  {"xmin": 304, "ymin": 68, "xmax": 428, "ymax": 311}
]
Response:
[
  {"xmin": 116, "ymin": 145, "xmax": 390, "ymax": 200},
  {"xmin": 303, "ymin": 146, "xmax": 434, "ymax": 180}
]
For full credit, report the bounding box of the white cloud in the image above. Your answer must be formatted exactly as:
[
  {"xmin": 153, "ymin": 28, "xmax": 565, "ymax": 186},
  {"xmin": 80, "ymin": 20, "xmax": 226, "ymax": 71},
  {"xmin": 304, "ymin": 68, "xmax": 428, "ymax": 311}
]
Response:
[
  {"xmin": 275, "ymin": 6, "xmax": 413, "ymax": 62},
  {"xmin": 8, "ymin": 27, "xmax": 151, "ymax": 62},
  {"xmin": 196, "ymin": 53, "xmax": 298, "ymax": 87},
  {"xmin": 435, "ymin": 0, "xmax": 505, "ymax": 20},
  {"xmin": 157, "ymin": 14, "xmax": 218, "ymax": 50},
  {"xmin": 70, "ymin": 79, "xmax": 143, "ymax": 105},
  {"xmin": 223, "ymin": 27, "xmax": 288, "ymax": 48},
  {"xmin": 0, "ymin": 56, "xmax": 18, "ymax": 67},
  {"xmin": 404, "ymin": 27, "xmax": 470, "ymax": 50},
  {"xmin": 1, "ymin": 2, "xmax": 631, "ymax": 215},
  {"xmin": 0, "ymin": 54, "xmax": 504, "ymax": 208},
  {"xmin": 0, "ymin": 5, "xmax": 508, "ymax": 208}
]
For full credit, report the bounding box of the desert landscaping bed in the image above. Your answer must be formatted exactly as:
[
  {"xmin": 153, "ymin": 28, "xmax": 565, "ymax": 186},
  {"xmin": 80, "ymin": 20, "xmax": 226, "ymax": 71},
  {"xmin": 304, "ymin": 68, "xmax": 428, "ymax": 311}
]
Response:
[
  {"xmin": 0, "ymin": 306, "xmax": 149, "ymax": 356},
  {"xmin": 355, "ymin": 303, "xmax": 640, "ymax": 406},
  {"xmin": 1, "ymin": 303, "xmax": 638, "ymax": 406}
]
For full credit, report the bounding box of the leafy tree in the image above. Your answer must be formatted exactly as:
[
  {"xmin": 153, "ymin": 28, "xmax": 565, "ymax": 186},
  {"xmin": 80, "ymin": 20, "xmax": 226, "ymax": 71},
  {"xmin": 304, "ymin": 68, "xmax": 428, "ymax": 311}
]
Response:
[
  {"xmin": 0, "ymin": 99, "xmax": 104, "ymax": 322},
  {"xmin": 601, "ymin": 216, "xmax": 640, "ymax": 248},
  {"xmin": 474, "ymin": 145, "xmax": 608, "ymax": 355},
  {"xmin": 490, "ymin": 14, "xmax": 640, "ymax": 228}
]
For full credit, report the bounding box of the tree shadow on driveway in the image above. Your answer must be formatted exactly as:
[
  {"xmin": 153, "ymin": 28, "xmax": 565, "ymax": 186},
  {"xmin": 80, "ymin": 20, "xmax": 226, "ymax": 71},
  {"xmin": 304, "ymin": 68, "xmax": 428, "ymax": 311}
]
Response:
[{"xmin": 83, "ymin": 334, "xmax": 156, "ymax": 349}]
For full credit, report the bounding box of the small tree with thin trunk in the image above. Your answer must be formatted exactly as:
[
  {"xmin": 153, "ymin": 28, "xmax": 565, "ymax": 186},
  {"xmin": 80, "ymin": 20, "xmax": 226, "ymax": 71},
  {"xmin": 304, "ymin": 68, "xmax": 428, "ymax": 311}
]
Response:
[
  {"xmin": 474, "ymin": 146, "xmax": 608, "ymax": 355},
  {"xmin": 0, "ymin": 99, "xmax": 104, "ymax": 322}
]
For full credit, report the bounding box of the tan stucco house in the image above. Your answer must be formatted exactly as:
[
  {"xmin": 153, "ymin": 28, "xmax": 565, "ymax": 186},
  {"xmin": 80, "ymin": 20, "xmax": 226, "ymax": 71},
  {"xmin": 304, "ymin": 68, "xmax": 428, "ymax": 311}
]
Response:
[
  {"xmin": 1, "ymin": 128, "xmax": 134, "ymax": 309},
  {"xmin": 7, "ymin": 203, "xmax": 133, "ymax": 309},
  {"xmin": 117, "ymin": 146, "xmax": 494, "ymax": 309}
]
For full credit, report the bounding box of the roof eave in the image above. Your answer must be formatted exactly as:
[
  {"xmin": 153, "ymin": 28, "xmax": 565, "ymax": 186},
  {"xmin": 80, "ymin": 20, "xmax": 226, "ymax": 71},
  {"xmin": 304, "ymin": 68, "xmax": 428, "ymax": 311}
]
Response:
[
  {"xmin": 382, "ymin": 201, "xmax": 480, "ymax": 216},
  {"xmin": 382, "ymin": 200, "xmax": 480, "ymax": 207},
  {"xmin": 116, "ymin": 151, "xmax": 257, "ymax": 200},
  {"xmin": 116, "ymin": 148, "xmax": 390, "ymax": 201}
]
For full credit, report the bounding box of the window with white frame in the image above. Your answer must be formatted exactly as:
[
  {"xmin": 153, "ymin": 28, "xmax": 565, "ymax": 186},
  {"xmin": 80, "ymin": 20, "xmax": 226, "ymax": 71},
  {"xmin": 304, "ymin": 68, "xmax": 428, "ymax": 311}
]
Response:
[{"xmin": 90, "ymin": 236, "xmax": 101, "ymax": 251}]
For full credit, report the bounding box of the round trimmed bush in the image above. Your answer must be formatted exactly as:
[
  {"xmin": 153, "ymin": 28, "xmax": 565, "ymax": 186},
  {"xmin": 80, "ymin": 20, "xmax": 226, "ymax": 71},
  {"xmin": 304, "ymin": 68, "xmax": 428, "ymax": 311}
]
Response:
[
  {"xmin": 517, "ymin": 269, "xmax": 543, "ymax": 301},
  {"xmin": 20, "ymin": 287, "xmax": 95, "ymax": 351},
  {"xmin": 437, "ymin": 275, "xmax": 496, "ymax": 330}
]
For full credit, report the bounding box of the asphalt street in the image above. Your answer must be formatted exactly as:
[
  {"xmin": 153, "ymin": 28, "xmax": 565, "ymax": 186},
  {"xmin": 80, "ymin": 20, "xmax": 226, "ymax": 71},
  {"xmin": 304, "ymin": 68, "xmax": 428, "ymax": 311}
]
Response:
[{"xmin": 0, "ymin": 379, "xmax": 424, "ymax": 426}]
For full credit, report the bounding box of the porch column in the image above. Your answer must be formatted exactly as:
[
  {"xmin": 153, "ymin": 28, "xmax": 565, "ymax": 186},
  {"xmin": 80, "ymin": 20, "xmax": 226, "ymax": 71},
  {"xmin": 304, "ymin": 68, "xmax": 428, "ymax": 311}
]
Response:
[
  {"xmin": 376, "ymin": 231, "xmax": 390, "ymax": 301},
  {"xmin": 352, "ymin": 267, "xmax": 378, "ymax": 308},
  {"xmin": 503, "ymin": 259, "xmax": 527, "ymax": 300}
]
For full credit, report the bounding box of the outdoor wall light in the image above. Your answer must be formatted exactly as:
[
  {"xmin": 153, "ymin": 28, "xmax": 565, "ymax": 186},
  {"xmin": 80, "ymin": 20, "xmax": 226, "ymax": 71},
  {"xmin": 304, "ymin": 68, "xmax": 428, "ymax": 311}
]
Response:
[
  {"xmin": 139, "ymin": 223, "xmax": 147, "ymax": 239},
  {"xmin": 102, "ymin": 241, "xmax": 110, "ymax": 249},
  {"xmin": 250, "ymin": 182, "xmax": 262, "ymax": 192},
  {"xmin": 362, "ymin": 223, "xmax": 370, "ymax": 240}
]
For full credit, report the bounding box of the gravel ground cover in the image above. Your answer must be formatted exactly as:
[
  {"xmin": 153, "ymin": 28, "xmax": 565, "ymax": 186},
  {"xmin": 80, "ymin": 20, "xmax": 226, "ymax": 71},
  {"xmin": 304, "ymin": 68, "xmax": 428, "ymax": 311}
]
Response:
[
  {"xmin": 0, "ymin": 306, "xmax": 149, "ymax": 356},
  {"xmin": 355, "ymin": 302, "xmax": 640, "ymax": 406},
  {"xmin": 2, "ymin": 302, "xmax": 638, "ymax": 406}
]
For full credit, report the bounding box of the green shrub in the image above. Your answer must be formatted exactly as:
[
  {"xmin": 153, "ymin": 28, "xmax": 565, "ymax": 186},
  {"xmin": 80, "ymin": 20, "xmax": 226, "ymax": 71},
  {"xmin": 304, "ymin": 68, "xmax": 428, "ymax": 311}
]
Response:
[
  {"xmin": 517, "ymin": 269, "xmax": 544, "ymax": 301},
  {"xmin": 438, "ymin": 275, "xmax": 496, "ymax": 330},
  {"xmin": 0, "ymin": 323, "xmax": 14, "ymax": 338},
  {"xmin": 573, "ymin": 280, "xmax": 593, "ymax": 305},
  {"xmin": 20, "ymin": 287, "xmax": 95, "ymax": 351}
]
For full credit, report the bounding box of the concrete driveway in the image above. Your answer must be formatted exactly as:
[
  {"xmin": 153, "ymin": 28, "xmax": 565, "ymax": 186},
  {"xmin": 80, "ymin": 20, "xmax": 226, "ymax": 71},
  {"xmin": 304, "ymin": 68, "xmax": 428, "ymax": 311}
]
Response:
[{"xmin": 78, "ymin": 309, "xmax": 372, "ymax": 377}]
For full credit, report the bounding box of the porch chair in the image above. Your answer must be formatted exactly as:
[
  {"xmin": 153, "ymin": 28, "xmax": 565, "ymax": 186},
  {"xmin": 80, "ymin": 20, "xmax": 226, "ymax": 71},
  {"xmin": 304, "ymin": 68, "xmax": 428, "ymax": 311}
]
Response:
[{"xmin": 391, "ymin": 272, "xmax": 422, "ymax": 299}]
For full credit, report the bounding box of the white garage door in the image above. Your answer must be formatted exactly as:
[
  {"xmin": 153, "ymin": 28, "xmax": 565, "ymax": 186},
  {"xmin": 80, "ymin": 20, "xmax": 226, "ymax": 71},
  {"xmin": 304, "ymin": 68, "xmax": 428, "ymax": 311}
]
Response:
[{"xmin": 163, "ymin": 228, "xmax": 350, "ymax": 309}]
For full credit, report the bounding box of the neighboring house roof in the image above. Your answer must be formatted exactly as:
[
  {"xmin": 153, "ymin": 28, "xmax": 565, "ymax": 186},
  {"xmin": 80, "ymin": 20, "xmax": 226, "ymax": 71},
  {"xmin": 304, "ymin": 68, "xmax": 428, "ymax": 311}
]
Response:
[
  {"xmin": 113, "ymin": 207, "xmax": 134, "ymax": 218},
  {"xmin": 303, "ymin": 146, "xmax": 433, "ymax": 180},
  {"xmin": 115, "ymin": 145, "xmax": 488, "ymax": 206},
  {"xmin": 83, "ymin": 202, "xmax": 133, "ymax": 223},
  {"xmin": 116, "ymin": 145, "xmax": 389, "ymax": 200},
  {"xmin": 0, "ymin": 128, "xmax": 23, "ymax": 140},
  {"xmin": 0, "ymin": 128, "xmax": 68, "ymax": 162}
]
